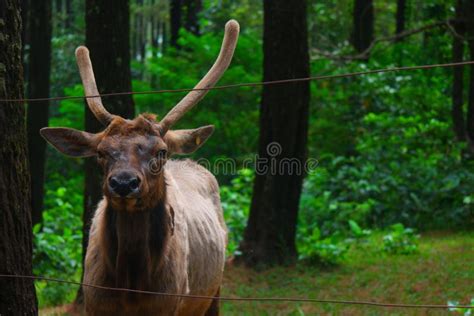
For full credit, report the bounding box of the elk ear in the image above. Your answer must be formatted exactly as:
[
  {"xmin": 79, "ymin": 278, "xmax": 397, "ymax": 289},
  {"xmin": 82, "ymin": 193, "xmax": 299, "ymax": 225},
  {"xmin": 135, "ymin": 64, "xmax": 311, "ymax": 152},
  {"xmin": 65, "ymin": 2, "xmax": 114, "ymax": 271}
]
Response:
[
  {"xmin": 40, "ymin": 127, "xmax": 99, "ymax": 157},
  {"xmin": 164, "ymin": 125, "xmax": 214, "ymax": 155}
]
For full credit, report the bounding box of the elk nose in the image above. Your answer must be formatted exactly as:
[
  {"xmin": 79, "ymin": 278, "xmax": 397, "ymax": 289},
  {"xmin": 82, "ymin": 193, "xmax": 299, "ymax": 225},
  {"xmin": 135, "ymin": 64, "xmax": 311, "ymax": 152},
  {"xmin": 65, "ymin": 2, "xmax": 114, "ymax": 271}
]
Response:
[{"xmin": 108, "ymin": 173, "xmax": 141, "ymax": 197}]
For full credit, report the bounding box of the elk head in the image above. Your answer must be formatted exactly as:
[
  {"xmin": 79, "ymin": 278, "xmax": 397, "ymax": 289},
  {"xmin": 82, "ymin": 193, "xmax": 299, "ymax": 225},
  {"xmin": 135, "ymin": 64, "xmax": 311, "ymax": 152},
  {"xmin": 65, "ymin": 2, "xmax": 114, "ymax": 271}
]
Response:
[{"xmin": 41, "ymin": 20, "xmax": 239, "ymax": 211}]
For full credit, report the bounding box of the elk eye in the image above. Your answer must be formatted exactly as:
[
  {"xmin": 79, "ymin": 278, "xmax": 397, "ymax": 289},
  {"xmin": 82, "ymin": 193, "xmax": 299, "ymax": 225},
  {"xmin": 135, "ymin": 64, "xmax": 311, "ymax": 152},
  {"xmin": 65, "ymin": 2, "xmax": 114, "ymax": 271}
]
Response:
[
  {"xmin": 157, "ymin": 149, "xmax": 167, "ymax": 159},
  {"xmin": 97, "ymin": 151, "xmax": 105, "ymax": 159}
]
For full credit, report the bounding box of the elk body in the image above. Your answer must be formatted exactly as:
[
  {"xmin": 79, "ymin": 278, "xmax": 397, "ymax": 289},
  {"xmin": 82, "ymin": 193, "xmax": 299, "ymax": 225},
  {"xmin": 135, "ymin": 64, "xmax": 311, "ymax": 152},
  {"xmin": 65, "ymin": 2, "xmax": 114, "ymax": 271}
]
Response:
[{"xmin": 40, "ymin": 20, "xmax": 239, "ymax": 316}]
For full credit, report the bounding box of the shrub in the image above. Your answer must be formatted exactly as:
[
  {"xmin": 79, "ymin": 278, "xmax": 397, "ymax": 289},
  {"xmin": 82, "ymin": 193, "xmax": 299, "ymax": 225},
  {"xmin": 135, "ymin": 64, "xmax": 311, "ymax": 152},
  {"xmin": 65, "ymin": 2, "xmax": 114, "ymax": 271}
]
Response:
[
  {"xmin": 382, "ymin": 223, "xmax": 419, "ymax": 255},
  {"xmin": 220, "ymin": 168, "xmax": 254, "ymax": 256}
]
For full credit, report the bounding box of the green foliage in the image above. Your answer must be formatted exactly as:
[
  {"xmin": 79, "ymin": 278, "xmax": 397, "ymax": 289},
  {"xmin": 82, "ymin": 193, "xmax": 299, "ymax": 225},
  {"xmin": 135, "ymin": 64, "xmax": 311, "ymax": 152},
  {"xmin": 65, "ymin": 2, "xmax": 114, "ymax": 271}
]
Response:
[
  {"xmin": 382, "ymin": 223, "xmax": 419, "ymax": 255},
  {"xmin": 34, "ymin": 180, "xmax": 83, "ymax": 307},
  {"xmin": 348, "ymin": 220, "xmax": 372, "ymax": 239},
  {"xmin": 302, "ymin": 42, "xmax": 474, "ymax": 234},
  {"xmin": 297, "ymin": 226, "xmax": 349, "ymax": 265},
  {"xmin": 220, "ymin": 168, "xmax": 253, "ymax": 255},
  {"xmin": 448, "ymin": 298, "xmax": 474, "ymax": 316}
]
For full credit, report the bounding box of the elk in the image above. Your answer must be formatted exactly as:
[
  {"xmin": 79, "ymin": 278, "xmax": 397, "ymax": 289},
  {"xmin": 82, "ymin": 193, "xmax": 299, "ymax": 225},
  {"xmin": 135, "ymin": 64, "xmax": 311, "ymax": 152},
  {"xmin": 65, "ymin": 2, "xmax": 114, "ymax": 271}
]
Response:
[{"xmin": 40, "ymin": 20, "xmax": 239, "ymax": 315}]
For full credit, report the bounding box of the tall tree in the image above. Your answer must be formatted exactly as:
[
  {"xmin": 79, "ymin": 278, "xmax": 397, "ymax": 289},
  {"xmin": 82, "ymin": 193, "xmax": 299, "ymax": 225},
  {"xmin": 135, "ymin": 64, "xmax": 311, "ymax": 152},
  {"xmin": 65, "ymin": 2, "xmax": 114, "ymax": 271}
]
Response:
[
  {"xmin": 239, "ymin": 0, "xmax": 310, "ymax": 266},
  {"xmin": 0, "ymin": 0, "xmax": 38, "ymax": 313},
  {"xmin": 352, "ymin": 0, "xmax": 374, "ymax": 56},
  {"xmin": 21, "ymin": 0, "xmax": 30, "ymax": 70},
  {"xmin": 466, "ymin": 0, "xmax": 474, "ymax": 146},
  {"xmin": 76, "ymin": 0, "xmax": 135, "ymax": 304},
  {"xmin": 27, "ymin": 0, "xmax": 52, "ymax": 226},
  {"xmin": 451, "ymin": 0, "xmax": 466, "ymax": 142},
  {"xmin": 135, "ymin": 0, "xmax": 146, "ymax": 61},
  {"xmin": 55, "ymin": 0, "xmax": 63, "ymax": 32},
  {"xmin": 395, "ymin": 0, "xmax": 406, "ymax": 36},
  {"xmin": 183, "ymin": 0, "xmax": 202, "ymax": 35},
  {"xmin": 65, "ymin": 0, "xmax": 73, "ymax": 29},
  {"xmin": 170, "ymin": 0, "xmax": 182, "ymax": 47}
]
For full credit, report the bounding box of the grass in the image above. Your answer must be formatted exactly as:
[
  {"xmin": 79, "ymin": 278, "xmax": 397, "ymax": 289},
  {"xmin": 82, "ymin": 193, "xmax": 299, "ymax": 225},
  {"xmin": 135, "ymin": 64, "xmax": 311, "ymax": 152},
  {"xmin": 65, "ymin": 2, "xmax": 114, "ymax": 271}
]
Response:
[
  {"xmin": 40, "ymin": 231, "xmax": 474, "ymax": 315},
  {"xmin": 221, "ymin": 231, "xmax": 474, "ymax": 315}
]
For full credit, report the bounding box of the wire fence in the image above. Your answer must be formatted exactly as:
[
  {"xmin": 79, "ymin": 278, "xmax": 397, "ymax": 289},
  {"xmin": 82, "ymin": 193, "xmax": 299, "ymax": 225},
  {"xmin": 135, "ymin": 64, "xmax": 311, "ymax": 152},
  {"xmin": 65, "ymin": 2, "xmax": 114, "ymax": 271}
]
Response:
[
  {"xmin": 1, "ymin": 60, "xmax": 474, "ymax": 103},
  {"xmin": 2, "ymin": 60, "xmax": 474, "ymax": 311},
  {"xmin": 0, "ymin": 274, "xmax": 472, "ymax": 310}
]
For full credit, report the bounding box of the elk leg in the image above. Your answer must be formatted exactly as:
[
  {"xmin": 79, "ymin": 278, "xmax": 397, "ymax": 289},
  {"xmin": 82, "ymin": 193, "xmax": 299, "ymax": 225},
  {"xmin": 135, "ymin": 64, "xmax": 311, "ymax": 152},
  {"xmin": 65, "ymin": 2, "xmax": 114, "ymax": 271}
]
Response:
[{"xmin": 204, "ymin": 287, "xmax": 220, "ymax": 316}]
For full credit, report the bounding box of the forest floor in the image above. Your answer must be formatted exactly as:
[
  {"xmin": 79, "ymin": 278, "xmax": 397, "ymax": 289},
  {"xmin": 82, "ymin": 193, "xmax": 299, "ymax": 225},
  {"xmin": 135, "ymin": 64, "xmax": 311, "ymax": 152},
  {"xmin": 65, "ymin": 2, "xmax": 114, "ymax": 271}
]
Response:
[{"xmin": 40, "ymin": 231, "xmax": 474, "ymax": 316}]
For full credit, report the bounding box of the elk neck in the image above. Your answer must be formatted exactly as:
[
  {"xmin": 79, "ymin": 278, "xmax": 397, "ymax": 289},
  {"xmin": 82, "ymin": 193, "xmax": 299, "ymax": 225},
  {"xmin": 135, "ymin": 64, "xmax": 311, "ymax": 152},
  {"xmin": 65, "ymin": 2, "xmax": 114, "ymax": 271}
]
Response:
[{"xmin": 101, "ymin": 173, "xmax": 173, "ymax": 290}]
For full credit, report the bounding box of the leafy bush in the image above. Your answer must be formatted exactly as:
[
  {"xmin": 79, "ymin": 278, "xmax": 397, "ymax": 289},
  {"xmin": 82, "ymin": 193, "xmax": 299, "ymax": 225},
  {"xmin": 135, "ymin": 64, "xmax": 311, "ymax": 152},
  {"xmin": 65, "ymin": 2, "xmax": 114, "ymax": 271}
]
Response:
[
  {"xmin": 297, "ymin": 226, "xmax": 349, "ymax": 265},
  {"xmin": 348, "ymin": 220, "xmax": 372, "ymax": 239},
  {"xmin": 382, "ymin": 223, "xmax": 419, "ymax": 255},
  {"xmin": 220, "ymin": 168, "xmax": 253, "ymax": 256},
  {"xmin": 33, "ymin": 182, "xmax": 83, "ymax": 307}
]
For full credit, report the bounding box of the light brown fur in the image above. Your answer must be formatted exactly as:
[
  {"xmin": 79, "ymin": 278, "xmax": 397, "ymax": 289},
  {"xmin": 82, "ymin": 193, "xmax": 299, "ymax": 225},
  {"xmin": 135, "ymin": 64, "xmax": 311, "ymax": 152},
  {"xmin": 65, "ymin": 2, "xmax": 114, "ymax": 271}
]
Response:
[
  {"xmin": 40, "ymin": 20, "xmax": 240, "ymax": 316},
  {"xmin": 84, "ymin": 159, "xmax": 227, "ymax": 315}
]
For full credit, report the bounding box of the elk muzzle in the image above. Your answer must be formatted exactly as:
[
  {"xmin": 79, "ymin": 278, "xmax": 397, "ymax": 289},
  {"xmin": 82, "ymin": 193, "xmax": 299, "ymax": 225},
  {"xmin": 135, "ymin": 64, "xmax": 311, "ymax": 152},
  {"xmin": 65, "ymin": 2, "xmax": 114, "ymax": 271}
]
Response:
[{"xmin": 108, "ymin": 171, "xmax": 142, "ymax": 198}]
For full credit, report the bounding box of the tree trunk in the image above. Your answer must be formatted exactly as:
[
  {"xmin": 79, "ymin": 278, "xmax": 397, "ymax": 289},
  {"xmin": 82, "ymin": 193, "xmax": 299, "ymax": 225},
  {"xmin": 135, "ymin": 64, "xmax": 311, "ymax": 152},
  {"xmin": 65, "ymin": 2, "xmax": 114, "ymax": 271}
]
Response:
[
  {"xmin": 76, "ymin": 0, "xmax": 135, "ymax": 305},
  {"xmin": 452, "ymin": 0, "xmax": 466, "ymax": 142},
  {"xmin": 184, "ymin": 0, "xmax": 201, "ymax": 35},
  {"xmin": 239, "ymin": 0, "xmax": 310, "ymax": 266},
  {"xmin": 0, "ymin": 0, "xmax": 38, "ymax": 313},
  {"xmin": 21, "ymin": 0, "xmax": 30, "ymax": 74},
  {"xmin": 27, "ymin": 0, "xmax": 52, "ymax": 226},
  {"xmin": 352, "ymin": 0, "xmax": 374, "ymax": 56},
  {"xmin": 65, "ymin": 0, "xmax": 73, "ymax": 30},
  {"xmin": 150, "ymin": 0, "xmax": 160, "ymax": 57},
  {"xmin": 466, "ymin": 1, "xmax": 474, "ymax": 146},
  {"xmin": 55, "ymin": 0, "xmax": 63, "ymax": 32},
  {"xmin": 161, "ymin": 20, "xmax": 168, "ymax": 53},
  {"xmin": 170, "ymin": 0, "xmax": 182, "ymax": 48},
  {"xmin": 136, "ymin": 0, "xmax": 145, "ymax": 61},
  {"xmin": 395, "ymin": 0, "xmax": 406, "ymax": 36}
]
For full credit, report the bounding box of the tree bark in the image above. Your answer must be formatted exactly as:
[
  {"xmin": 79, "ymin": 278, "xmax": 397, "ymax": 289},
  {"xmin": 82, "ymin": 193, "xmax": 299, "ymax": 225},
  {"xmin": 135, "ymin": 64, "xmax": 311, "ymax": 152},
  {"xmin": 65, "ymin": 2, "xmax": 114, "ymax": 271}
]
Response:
[
  {"xmin": 352, "ymin": 0, "xmax": 374, "ymax": 57},
  {"xmin": 65, "ymin": 0, "xmax": 73, "ymax": 30},
  {"xmin": 452, "ymin": 0, "xmax": 466, "ymax": 142},
  {"xmin": 395, "ymin": 0, "xmax": 406, "ymax": 36},
  {"xmin": 27, "ymin": 0, "xmax": 52, "ymax": 226},
  {"xmin": 55, "ymin": 0, "xmax": 63, "ymax": 32},
  {"xmin": 170, "ymin": 0, "xmax": 182, "ymax": 47},
  {"xmin": 136, "ymin": 0, "xmax": 145, "ymax": 61},
  {"xmin": 0, "ymin": 0, "xmax": 38, "ymax": 313},
  {"xmin": 21, "ymin": 0, "xmax": 30, "ymax": 73},
  {"xmin": 239, "ymin": 0, "xmax": 310, "ymax": 266},
  {"xmin": 184, "ymin": 0, "xmax": 201, "ymax": 35},
  {"xmin": 466, "ymin": 1, "xmax": 474, "ymax": 145},
  {"xmin": 161, "ymin": 20, "xmax": 168, "ymax": 53},
  {"xmin": 151, "ymin": 0, "xmax": 159, "ymax": 55},
  {"xmin": 76, "ymin": 0, "xmax": 135, "ymax": 305}
]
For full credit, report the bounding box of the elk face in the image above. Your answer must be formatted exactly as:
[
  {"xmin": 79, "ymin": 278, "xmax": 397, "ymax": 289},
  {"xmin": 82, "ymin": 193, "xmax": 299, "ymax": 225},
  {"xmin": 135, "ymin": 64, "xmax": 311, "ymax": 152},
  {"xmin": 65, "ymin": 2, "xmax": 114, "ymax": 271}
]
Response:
[
  {"xmin": 40, "ymin": 20, "xmax": 239, "ymax": 211},
  {"xmin": 41, "ymin": 115, "xmax": 214, "ymax": 211}
]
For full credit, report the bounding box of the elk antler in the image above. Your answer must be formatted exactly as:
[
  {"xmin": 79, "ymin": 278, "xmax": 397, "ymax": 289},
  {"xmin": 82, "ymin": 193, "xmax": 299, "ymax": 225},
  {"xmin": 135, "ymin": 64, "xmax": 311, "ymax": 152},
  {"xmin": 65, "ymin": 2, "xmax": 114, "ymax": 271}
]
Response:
[
  {"xmin": 75, "ymin": 46, "xmax": 116, "ymax": 126},
  {"xmin": 158, "ymin": 20, "xmax": 240, "ymax": 134}
]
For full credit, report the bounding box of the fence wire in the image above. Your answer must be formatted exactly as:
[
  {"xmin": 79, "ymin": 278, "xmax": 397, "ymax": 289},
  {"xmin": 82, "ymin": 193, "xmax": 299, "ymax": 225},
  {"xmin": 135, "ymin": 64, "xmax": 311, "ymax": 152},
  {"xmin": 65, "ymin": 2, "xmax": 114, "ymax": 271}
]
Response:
[
  {"xmin": 1, "ymin": 60, "xmax": 474, "ymax": 103},
  {"xmin": 2, "ymin": 60, "xmax": 474, "ymax": 311},
  {"xmin": 0, "ymin": 274, "xmax": 472, "ymax": 310}
]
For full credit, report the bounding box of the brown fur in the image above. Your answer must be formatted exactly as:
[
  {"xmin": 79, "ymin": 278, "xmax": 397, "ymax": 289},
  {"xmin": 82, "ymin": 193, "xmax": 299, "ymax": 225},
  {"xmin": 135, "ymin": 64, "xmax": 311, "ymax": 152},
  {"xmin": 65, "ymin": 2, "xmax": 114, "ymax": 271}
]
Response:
[
  {"xmin": 73, "ymin": 117, "xmax": 227, "ymax": 316},
  {"xmin": 41, "ymin": 114, "xmax": 226, "ymax": 315},
  {"xmin": 42, "ymin": 21, "xmax": 241, "ymax": 315}
]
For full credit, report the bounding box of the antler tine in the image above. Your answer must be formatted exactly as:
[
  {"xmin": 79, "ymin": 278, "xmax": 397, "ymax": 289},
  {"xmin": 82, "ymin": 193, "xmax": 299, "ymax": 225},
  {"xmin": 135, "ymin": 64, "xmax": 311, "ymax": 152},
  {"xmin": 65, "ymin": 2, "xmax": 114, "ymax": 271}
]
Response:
[
  {"xmin": 75, "ymin": 46, "xmax": 115, "ymax": 126},
  {"xmin": 158, "ymin": 20, "xmax": 240, "ymax": 134}
]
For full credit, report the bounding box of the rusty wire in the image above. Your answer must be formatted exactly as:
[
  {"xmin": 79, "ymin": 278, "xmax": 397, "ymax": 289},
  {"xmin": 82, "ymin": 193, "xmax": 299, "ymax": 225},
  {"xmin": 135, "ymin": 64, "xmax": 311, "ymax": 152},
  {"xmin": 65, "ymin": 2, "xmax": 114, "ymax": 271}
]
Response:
[
  {"xmin": 1, "ymin": 60, "xmax": 474, "ymax": 103},
  {"xmin": 0, "ymin": 274, "xmax": 473, "ymax": 310},
  {"xmin": 2, "ymin": 59, "xmax": 474, "ymax": 311}
]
